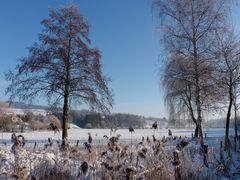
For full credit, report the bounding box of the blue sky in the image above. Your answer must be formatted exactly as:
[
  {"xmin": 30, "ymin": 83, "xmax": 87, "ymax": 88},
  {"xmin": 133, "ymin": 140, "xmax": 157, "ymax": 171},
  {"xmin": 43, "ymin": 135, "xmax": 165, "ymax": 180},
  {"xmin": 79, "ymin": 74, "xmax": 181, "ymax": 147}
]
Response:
[{"xmin": 0, "ymin": 1, "xmax": 239, "ymax": 118}]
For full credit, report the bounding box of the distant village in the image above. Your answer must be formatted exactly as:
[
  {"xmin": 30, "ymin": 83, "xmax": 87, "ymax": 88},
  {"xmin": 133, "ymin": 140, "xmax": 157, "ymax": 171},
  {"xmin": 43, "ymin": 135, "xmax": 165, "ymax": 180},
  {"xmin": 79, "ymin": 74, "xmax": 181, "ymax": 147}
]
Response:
[{"xmin": 0, "ymin": 101, "xmax": 61, "ymax": 132}]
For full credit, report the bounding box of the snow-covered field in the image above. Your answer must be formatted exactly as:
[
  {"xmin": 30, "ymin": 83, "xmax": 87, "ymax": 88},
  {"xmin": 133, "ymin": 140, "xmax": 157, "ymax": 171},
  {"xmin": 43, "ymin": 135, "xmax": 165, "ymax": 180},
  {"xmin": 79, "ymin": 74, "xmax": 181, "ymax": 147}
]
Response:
[
  {"xmin": 0, "ymin": 127, "xmax": 235, "ymax": 145},
  {"xmin": 0, "ymin": 127, "xmax": 238, "ymax": 179}
]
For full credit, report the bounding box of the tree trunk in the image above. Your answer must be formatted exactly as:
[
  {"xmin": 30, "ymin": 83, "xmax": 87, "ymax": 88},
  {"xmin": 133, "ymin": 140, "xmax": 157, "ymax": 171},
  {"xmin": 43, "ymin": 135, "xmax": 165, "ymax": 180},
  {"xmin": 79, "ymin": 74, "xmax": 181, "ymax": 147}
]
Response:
[
  {"xmin": 188, "ymin": 100, "xmax": 198, "ymax": 138},
  {"xmin": 191, "ymin": 112, "xmax": 198, "ymax": 138},
  {"xmin": 190, "ymin": 108, "xmax": 198, "ymax": 138},
  {"xmin": 62, "ymin": 92, "xmax": 69, "ymax": 146},
  {"xmin": 225, "ymin": 79, "xmax": 233, "ymax": 150},
  {"xmin": 62, "ymin": 64, "xmax": 70, "ymax": 147},
  {"xmin": 194, "ymin": 125, "xmax": 199, "ymax": 138},
  {"xmin": 62, "ymin": 30, "xmax": 72, "ymax": 147},
  {"xmin": 197, "ymin": 115, "xmax": 204, "ymax": 146},
  {"xmin": 191, "ymin": 1, "xmax": 204, "ymax": 146},
  {"xmin": 195, "ymin": 66, "xmax": 204, "ymax": 145},
  {"xmin": 234, "ymin": 92, "xmax": 238, "ymax": 146}
]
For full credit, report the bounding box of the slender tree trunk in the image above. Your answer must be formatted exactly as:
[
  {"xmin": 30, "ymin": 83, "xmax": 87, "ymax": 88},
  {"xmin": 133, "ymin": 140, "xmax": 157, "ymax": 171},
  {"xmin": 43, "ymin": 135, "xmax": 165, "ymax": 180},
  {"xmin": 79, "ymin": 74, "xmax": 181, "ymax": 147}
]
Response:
[
  {"xmin": 190, "ymin": 110, "xmax": 198, "ymax": 138},
  {"xmin": 234, "ymin": 106, "xmax": 238, "ymax": 142},
  {"xmin": 62, "ymin": 91, "xmax": 69, "ymax": 146},
  {"xmin": 62, "ymin": 34, "xmax": 71, "ymax": 147},
  {"xmin": 193, "ymin": 58, "xmax": 204, "ymax": 146},
  {"xmin": 62, "ymin": 62, "xmax": 70, "ymax": 147},
  {"xmin": 234, "ymin": 101, "xmax": 238, "ymax": 151},
  {"xmin": 188, "ymin": 97, "xmax": 199, "ymax": 138},
  {"xmin": 198, "ymin": 117, "xmax": 204, "ymax": 146},
  {"xmin": 196, "ymin": 102, "xmax": 204, "ymax": 146},
  {"xmin": 194, "ymin": 124, "xmax": 199, "ymax": 138},
  {"xmin": 225, "ymin": 78, "xmax": 233, "ymax": 150},
  {"xmin": 191, "ymin": 0, "xmax": 204, "ymax": 146},
  {"xmin": 194, "ymin": 48, "xmax": 204, "ymax": 146},
  {"xmin": 234, "ymin": 88, "xmax": 238, "ymax": 144}
]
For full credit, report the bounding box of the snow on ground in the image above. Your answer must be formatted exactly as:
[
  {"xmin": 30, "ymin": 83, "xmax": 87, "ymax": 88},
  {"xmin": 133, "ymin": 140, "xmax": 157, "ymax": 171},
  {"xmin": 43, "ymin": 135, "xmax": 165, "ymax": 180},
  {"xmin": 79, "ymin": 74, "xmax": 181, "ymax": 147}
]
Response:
[
  {"xmin": 0, "ymin": 127, "xmax": 238, "ymax": 179},
  {"xmin": 0, "ymin": 127, "xmax": 236, "ymax": 151},
  {"xmin": 0, "ymin": 127, "xmax": 235, "ymax": 145}
]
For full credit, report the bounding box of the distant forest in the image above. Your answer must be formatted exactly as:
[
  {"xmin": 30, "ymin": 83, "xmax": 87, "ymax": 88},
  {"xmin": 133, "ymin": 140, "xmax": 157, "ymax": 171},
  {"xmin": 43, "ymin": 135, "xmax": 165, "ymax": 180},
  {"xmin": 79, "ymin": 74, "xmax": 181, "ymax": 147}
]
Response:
[
  {"xmin": 55, "ymin": 110, "xmax": 166, "ymax": 129},
  {"xmin": 2, "ymin": 101, "xmax": 166, "ymax": 129}
]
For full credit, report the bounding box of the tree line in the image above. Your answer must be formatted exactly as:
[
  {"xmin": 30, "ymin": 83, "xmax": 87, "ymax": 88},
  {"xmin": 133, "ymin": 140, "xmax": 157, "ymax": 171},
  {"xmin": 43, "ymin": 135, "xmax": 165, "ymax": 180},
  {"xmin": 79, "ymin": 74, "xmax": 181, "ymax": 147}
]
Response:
[{"xmin": 71, "ymin": 113, "xmax": 146, "ymax": 129}]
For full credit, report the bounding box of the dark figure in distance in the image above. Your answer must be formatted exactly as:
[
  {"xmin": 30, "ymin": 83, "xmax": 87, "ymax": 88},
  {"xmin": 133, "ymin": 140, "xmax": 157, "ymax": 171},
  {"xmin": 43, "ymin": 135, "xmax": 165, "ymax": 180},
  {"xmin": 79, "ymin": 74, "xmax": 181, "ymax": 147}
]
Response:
[
  {"xmin": 152, "ymin": 121, "xmax": 158, "ymax": 129},
  {"xmin": 50, "ymin": 123, "xmax": 59, "ymax": 133},
  {"xmin": 168, "ymin": 129, "xmax": 172, "ymax": 137},
  {"xmin": 129, "ymin": 127, "xmax": 134, "ymax": 132},
  {"xmin": 88, "ymin": 132, "xmax": 92, "ymax": 144}
]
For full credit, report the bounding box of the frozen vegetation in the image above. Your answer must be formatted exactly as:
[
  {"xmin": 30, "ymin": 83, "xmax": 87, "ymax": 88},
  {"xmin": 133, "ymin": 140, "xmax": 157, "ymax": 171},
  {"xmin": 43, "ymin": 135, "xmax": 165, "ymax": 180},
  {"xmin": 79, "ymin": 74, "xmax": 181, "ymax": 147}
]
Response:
[
  {"xmin": 1, "ymin": 1, "xmax": 240, "ymax": 179},
  {"xmin": 0, "ymin": 128, "xmax": 239, "ymax": 179}
]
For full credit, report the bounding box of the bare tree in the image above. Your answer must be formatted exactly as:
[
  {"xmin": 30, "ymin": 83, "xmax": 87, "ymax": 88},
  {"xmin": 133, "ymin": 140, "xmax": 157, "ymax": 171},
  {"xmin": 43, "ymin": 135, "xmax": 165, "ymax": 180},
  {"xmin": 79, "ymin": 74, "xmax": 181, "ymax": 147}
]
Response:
[
  {"xmin": 162, "ymin": 54, "xmax": 198, "ymax": 135},
  {"xmin": 153, "ymin": 0, "xmax": 229, "ymax": 146},
  {"xmin": 233, "ymin": 84, "xmax": 239, "ymax": 146},
  {"xmin": 214, "ymin": 27, "xmax": 240, "ymax": 149},
  {"xmin": 162, "ymin": 52, "xmax": 221, "ymax": 138},
  {"xmin": 5, "ymin": 5, "xmax": 113, "ymax": 146}
]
